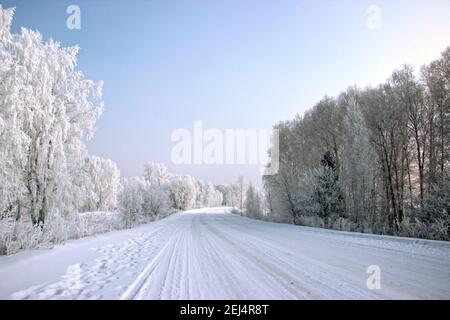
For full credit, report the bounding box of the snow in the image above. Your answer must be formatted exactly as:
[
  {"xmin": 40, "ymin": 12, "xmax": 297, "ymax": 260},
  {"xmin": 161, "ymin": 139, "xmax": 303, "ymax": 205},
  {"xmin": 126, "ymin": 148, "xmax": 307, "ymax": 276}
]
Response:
[{"xmin": 1, "ymin": 207, "xmax": 449, "ymax": 299}]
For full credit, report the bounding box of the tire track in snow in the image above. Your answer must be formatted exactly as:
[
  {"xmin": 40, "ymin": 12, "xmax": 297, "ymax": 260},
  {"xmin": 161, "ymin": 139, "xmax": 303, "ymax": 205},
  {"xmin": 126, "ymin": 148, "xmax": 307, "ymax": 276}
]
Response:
[
  {"xmin": 121, "ymin": 218, "xmax": 185, "ymax": 300},
  {"xmin": 9, "ymin": 208, "xmax": 450, "ymax": 300},
  {"xmin": 204, "ymin": 218, "xmax": 382, "ymax": 299},
  {"xmin": 209, "ymin": 214, "xmax": 450, "ymax": 299}
]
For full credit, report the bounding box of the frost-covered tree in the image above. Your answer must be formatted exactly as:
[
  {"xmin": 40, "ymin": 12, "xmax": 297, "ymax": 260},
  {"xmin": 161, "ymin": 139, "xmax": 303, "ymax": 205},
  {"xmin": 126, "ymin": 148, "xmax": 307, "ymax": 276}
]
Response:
[
  {"xmin": 0, "ymin": 6, "xmax": 103, "ymax": 225},
  {"xmin": 208, "ymin": 183, "xmax": 223, "ymax": 207},
  {"xmin": 198, "ymin": 181, "xmax": 222, "ymax": 207},
  {"xmin": 142, "ymin": 163, "xmax": 172, "ymax": 214},
  {"xmin": 421, "ymin": 48, "xmax": 450, "ymax": 186},
  {"xmin": 237, "ymin": 175, "xmax": 245, "ymax": 209},
  {"xmin": 169, "ymin": 175, "xmax": 197, "ymax": 210},
  {"xmin": 314, "ymin": 152, "xmax": 345, "ymax": 227},
  {"xmin": 420, "ymin": 174, "xmax": 450, "ymax": 225},
  {"xmin": 118, "ymin": 177, "xmax": 146, "ymax": 227},
  {"xmin": 80, "ymin": 156, "xmax": 120, "ymax": 212},
  {"xmin": 0, "ymin": 7, "xmax": 26, "ymax": 220},
  {"xmin": 194, "ymin": 180, "xmax": 206, "ymax": 208},
  {"xmin": 244, "ymin": 184, "xmax": 261, "ymax": 217},
  {"xmin": 340, "ymin": 94, "xmax": 376, "ymax": 225},
  {"xmin": 142, "ymin": 185, "xmax": 171, "ymax": 216},
  {"xmin": 217, "ymin": 180, "xmax": 244, "ymax": 208},
  {"xmin": 143, "ymin": 162, "xmax": 171, "ymax": 187}
]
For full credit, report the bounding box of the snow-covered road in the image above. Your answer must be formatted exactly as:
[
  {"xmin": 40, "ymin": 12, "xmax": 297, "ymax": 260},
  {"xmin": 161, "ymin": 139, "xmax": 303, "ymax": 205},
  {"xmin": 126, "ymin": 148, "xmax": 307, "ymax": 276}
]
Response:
[{"xmin": 1, "ymin": 207, "xmax": 450, "ymax": 299}]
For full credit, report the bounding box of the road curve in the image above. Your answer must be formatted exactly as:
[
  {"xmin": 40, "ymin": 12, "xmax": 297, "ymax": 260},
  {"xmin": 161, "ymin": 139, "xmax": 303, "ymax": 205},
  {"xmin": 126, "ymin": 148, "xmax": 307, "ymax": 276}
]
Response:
[{"xmin": 2, "ymin": 207, "xmax": 450, "ymax": 299}]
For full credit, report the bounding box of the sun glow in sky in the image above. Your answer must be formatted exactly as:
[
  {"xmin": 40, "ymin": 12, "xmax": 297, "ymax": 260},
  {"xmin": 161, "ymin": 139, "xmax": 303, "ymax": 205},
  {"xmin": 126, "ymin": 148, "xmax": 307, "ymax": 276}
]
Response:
[{"xmin": 3, "ymin": 0, "xmax": 450, "ymax": 184}]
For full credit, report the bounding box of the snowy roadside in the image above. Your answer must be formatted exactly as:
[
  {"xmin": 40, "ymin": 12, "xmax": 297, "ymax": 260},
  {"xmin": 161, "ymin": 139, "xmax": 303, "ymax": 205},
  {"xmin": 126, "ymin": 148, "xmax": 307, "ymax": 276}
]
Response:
[
  {"xmin": 0, "ymin": 214, "xmax": 175, "ymax": 299},
  {"xmin": 240, "ymin": 214, "xmax": 450, "ymax": 248},
  {"xmin": 0, "ymin": 210, "xmax": 174, "ymax": 256}
]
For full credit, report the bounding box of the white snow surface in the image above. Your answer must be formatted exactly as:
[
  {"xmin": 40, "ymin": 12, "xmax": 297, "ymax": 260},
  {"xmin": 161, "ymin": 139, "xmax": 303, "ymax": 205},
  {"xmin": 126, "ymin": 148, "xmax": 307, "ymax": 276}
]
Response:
[{"xmin": 1, "ymin": 207, "xmax": 449, "ymax": 299}]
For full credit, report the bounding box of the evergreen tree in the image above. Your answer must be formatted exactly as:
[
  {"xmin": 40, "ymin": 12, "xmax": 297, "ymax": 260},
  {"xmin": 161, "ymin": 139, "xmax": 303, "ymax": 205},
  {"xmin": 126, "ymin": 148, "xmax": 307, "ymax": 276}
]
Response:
[{"xmin": 315, "ymin": 151, "xmax": 345, "ymax": 228}]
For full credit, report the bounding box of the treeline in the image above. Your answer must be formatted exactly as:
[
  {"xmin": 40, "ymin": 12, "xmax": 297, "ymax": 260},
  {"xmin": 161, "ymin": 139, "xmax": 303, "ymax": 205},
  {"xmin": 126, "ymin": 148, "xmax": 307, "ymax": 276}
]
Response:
[
  {"xmin": 262, "ymin": 48, "xmax": 450, "ymax": 240},
  {"xmin": 118, "ymin": 163, "xmax": 224, "ymax": 227}
]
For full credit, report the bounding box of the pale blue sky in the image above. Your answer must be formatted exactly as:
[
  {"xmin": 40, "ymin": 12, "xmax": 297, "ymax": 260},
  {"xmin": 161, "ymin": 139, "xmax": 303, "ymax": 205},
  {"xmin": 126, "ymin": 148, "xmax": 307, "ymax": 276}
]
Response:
[{"xmin": 3, "ymin": 0, "xmax": 450, "ymax": 184}]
